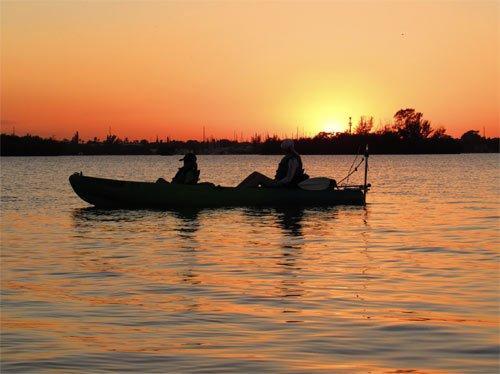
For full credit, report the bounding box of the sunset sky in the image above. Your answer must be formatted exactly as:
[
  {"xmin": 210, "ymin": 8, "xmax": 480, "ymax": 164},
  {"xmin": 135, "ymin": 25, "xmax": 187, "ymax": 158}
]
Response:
[{"xmin": 1, "ymin": 1, "xmax": 498, "ymax": 140}]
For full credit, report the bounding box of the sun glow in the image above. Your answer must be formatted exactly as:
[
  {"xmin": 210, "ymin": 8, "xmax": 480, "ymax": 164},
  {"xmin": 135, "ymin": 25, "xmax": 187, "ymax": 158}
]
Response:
[
  {"xmin": 1, "ymin": 2, "xmax": 498, "ymax": 139},
  {"xmin": 322, "ymin": 121, "xmax": 345, "ymax": 134}
]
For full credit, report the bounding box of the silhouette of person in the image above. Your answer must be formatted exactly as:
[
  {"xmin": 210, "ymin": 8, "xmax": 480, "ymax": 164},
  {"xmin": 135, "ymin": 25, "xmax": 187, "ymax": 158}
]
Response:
[
  {"xmin": 157, "ymin": 153, "xmax": 200, "ymax": 185},
  {"xmin": 237, "ymin": 140, "xmax": 308, "ymax": 188}
]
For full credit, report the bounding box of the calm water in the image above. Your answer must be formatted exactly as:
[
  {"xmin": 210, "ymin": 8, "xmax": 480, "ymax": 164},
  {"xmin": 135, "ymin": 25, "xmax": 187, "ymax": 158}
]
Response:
[{"xmin": 1, "ymin": 154, "xmax": 499, "ymax": 373}]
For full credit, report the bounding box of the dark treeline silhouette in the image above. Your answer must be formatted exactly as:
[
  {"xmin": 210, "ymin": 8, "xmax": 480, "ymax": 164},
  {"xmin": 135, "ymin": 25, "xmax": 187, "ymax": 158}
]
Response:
[{"xmin": 1, "ymin": 109, "xmax": 498, "ymax": 156}]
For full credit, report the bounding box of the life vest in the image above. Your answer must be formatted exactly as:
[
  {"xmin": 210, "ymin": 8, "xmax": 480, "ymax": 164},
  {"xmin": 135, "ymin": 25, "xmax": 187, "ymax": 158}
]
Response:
[
  {"xmin": 274, "ymin": 154, "xmax": 307, "ymax": 186},
  {"xmin": 172, "ymin": 166, "xmax": 200, "ymax": 184}
]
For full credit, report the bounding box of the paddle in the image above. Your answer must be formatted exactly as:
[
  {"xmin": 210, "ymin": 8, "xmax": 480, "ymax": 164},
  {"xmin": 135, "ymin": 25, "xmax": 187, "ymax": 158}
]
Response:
[{"xmin": 298, "ymin": 177, "xmax": 334, "ymax": 191}]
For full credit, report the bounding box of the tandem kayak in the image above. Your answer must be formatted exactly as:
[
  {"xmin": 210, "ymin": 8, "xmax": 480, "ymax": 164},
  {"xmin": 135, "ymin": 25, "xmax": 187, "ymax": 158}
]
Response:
[{"xmin": 69, "ymin": 173, "xmax": 368, "ymax": 208}]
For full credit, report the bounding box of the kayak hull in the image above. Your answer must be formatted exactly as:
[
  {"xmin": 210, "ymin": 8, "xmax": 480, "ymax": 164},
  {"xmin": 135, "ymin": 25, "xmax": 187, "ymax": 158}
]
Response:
[{"xmin": 69, "ymin": 173, "xmax": 366, "ymax": 208}]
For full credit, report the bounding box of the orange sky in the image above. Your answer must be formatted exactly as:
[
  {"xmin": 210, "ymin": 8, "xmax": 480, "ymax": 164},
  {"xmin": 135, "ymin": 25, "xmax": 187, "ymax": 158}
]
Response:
[{"xmin": 1, "ymin": 1, "xmax": 498, "ymax": 140}]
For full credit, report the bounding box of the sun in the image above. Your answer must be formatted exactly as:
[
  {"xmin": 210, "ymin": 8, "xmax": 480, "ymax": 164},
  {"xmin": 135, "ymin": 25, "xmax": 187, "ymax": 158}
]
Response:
[{"xmin": 322, "ymin": 121, "xmax": 345, "ymax": 134}]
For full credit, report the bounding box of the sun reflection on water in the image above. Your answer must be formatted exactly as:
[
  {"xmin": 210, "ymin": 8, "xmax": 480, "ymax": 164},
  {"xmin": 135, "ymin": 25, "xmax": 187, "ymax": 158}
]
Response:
[{"xmin": 1, "ymin": 154, "xmax": 499, "ymax": 372}]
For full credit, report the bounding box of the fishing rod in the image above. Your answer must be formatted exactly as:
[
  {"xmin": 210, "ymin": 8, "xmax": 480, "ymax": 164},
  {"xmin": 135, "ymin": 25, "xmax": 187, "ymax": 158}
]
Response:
[
  {"xmin": 336, "ymin": 145, "xmax": 370, "ymax": 200},
  {"xmin": 363, "ymin": 145, "xmax": 370, "ymax": 200}
]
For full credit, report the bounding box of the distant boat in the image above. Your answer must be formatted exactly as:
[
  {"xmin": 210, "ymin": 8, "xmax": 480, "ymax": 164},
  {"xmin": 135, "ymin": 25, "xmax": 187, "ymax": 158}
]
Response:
[{"xmin": 69, "ymin": 173, "xmax": 368, "ymax": 209}]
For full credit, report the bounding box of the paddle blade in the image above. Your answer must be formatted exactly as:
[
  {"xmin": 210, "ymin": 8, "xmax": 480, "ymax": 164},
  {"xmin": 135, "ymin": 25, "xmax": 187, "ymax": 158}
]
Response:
[{"xmin": 298, "ymin": 177, "xmax": 333, "ymax": 191}]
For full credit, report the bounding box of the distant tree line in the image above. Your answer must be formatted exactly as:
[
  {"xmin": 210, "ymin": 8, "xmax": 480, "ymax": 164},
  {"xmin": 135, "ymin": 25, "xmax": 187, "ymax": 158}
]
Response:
[{"xmin": 1, "ymin": 109, "xmax": 498, "ymax": 156}]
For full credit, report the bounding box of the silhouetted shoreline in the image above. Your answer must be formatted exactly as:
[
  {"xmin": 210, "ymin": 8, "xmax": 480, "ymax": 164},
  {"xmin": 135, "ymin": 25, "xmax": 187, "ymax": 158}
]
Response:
[
  {"xmin": 2, "ymin": 109, "xmax": 498, "ymax": 156},
  {"xmin": 2, "ymin": 131, "xmax": 497, "ymax": 156}
]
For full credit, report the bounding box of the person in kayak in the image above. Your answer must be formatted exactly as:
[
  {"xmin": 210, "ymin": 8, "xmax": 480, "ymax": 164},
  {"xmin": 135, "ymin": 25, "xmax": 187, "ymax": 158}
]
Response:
[
  {"xmin": 172, "ymin": 153, "xmax": 200, "ymax": 184},
  {"xmin": 237, "ymin": 139, "xmax": 308, "ymax": 188},
  {"xmin": 156, "ymin": 152, "xmax": 200, "ymax": 185}
]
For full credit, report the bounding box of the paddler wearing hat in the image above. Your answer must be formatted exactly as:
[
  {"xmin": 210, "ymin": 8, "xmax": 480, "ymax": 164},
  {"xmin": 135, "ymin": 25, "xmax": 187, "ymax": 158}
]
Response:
[
  {"xmin": 156, "ymin": 152, "xmax": 200, "ymax": 185},
  {"xmin": 172, "ymin": 152, "xmax": 200, "ymax": 184},
  {"xmin": 237, "ymin": 139, "xmax": 308, "ymax": 188}
]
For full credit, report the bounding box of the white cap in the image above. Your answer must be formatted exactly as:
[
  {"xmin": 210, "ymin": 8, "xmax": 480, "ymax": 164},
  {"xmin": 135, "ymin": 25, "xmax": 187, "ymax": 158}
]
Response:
[{"xmin": 281, "ymin": 139, "xmax": 294, "ymax": 150}]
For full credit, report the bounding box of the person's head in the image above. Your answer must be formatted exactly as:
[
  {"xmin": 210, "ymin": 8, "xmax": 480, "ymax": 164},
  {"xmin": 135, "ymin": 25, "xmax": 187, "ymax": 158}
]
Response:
[
  {"xmin": 179, "ymin": 153, "xmax": 197, "ymax": 168},
  {"xmin": 280, "ymin": 139, "xmax": 295, "ymax": 154}
]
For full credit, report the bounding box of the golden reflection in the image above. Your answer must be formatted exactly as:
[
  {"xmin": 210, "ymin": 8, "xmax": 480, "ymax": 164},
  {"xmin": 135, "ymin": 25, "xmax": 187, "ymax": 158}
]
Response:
[
  {"xmin": 37, "ymin": 206, "xmax": 500, "ymax": 332},
  {"xmin": 2, "ymin": 204, "xmax": 496, "ymax": 372}
]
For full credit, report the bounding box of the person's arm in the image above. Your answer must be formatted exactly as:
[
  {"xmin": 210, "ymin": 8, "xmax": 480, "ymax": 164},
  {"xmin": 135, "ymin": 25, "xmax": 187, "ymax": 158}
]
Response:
[
  {"xmin": 276, "ymin": 159, "xmax": 298, "ymax": 186},
  {"xmin": 171, "ymin": 169, "xmax": 183, "ymax": 184}
]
